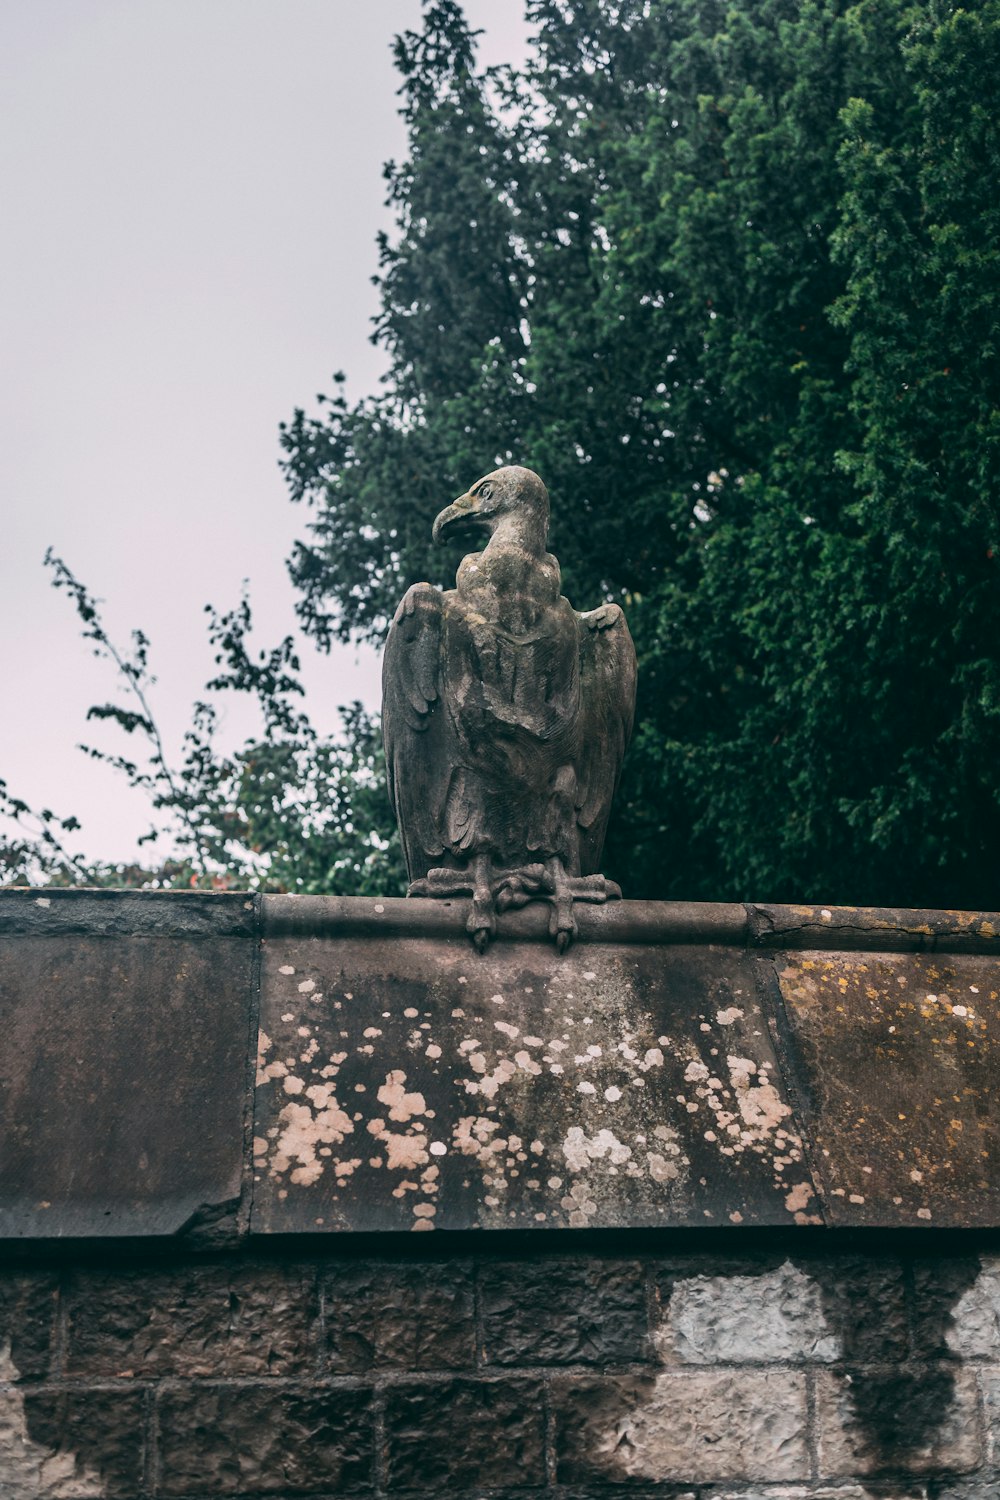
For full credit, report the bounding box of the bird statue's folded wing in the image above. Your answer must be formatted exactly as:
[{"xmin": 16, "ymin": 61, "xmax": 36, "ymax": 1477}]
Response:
[
  {"xmin": 381, "ymin": 583, "xmax": 453, "ymax": 881},
  {"xmin": 575, "ymin": 603, "xmax": 637, "ymax": 875}
]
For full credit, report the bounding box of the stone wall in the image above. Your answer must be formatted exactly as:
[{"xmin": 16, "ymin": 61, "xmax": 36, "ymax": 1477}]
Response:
[
  {"xmin": 2, "ymin": 1239, "xmax": 1000, "ymax": 1497},
  {"xmin": 3, "ymin": 890, "xmax": 1000, "ymax": 1496}
]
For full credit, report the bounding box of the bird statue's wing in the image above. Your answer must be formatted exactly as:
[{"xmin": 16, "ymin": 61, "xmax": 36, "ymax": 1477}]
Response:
[
  {"xmin": 574, "ymin": 602, "xmax": 637, "ymax": 874},
  {"xmin": 381, "ymin": 583, "xmax": 454, "ymax": 881}
]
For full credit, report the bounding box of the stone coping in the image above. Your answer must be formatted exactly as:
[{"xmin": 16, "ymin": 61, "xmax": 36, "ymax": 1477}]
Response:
[
  {"xmin": 0, "ymin": 887, "xmax": 258, "ymax": 937},
  {"xmin": 265, "ymin": 893, "xmax": 1000, "ymax": 952},
  {"xmin": 1, "ymin": 889, "xmax": 998, "ymax": 1240},
  {"xmin": 5, "ymin": 887, "xmax": 998, "ymax": 952}
]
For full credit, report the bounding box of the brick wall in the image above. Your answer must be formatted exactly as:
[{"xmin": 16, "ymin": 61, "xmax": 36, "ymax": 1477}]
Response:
[{"xmin": 2, "ymin": 1239, "xmax": 999, "ymax": 1498}]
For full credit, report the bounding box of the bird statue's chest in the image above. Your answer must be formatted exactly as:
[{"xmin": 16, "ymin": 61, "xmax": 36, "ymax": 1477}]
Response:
[
  {"xmin": 456, "ymin": 546, "xmax": 558, "ymax": 632},
  {"xmin": 444, "ymin": 581, "xmax": 578, "ymax": 738}
]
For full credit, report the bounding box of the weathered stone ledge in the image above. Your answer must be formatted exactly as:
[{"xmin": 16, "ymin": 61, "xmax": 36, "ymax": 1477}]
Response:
[
  {"xmin": 6, "ymin": 887, "xmax": 999, "ymax": 951},
  {"xmin": 0, "ymin": 886, "xmax": 259, "ymax": 937},
  {"xmin": 268, "ymin": 893, "xmax": 1000, "ymax": 951},
  {"xmin": 1, "ymin": 889, "xmax": 998, "ymax": 1241},
  {"xmin": 262, "ymin": 893, "xmax": 747, "ymax": 945},
  {"xmin": 748, "ymin": 900, "xmax": 1000, "ymax": 953}
]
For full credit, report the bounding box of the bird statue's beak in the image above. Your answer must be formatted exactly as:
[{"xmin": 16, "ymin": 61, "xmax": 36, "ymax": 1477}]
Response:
[{"xmin": 432, "ymin": 490, "xmax": 480, "ymax": 544}]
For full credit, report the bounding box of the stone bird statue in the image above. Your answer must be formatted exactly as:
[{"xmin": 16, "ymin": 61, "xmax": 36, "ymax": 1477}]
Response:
[{"xmin": 382, "ymin": 465, "xmax": 636, "ymax": 950}]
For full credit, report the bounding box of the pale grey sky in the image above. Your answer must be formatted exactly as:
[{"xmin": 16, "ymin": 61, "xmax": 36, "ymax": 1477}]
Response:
[{"xmin": 0, "ymin": 1, "xmax": 530, "ymax": 866}]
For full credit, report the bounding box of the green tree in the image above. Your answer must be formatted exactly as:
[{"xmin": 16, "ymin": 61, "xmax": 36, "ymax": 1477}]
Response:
[
  {"xmin": 0, "ymin": 554, "xmax": 405, "ymax": 895},
  {"xmin": 283, "ymin": 0, "xmax": 1000, "ymax": 907}
]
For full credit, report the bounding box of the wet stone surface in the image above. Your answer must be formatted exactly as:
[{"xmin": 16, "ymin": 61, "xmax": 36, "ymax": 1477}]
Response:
[
  {"xmin": 383, "ymin": 1375, "xmax": 547, "ymax": 1491},
  {"xmin": 480, "ymin": 1257, "xmax": 648, "ymax": 1366},
  {"xmin": 63, "ymin": 1261, "xmax": 318, "ymax": 1378},
  {"xmin": 774, "ymin": 950, "xmax": 1000, "ymax": 1227},
  {"xmin": 321, "ymin": 1259, "xmax": 476, "ymax": 1371},
  {"xmin": 0, "ymin": 1271, "xmax": 58, "ymax": 1380},
  {"xmin": 3, "ymin": 1385, "xmax": 146, "ymax": 1498},
  {"xmin": 911, "ymin": 1255, "xmax": 1000, "ymax": 1359},
  {"xmin": 551, "ymin": 1369, "xmax": 810, "ymax": 1484},
  {"xmin": 2, "ymin": 1247, "xmax": 1000, "ymax": 1494},
  {"xmin": 0, "ymin": 890, "xmax": 256, "ymax": 1239},
  {"xmin": 156, "ymin": 1384, "xmax": 373, "ymax": 1496},
  {"xmin": 252, "ymin": 934, "xmax": 817, "ymax": 1233},
  {"xmin": 814, "ymin": 1365, "xmax": 983, "ymax": 1476}
]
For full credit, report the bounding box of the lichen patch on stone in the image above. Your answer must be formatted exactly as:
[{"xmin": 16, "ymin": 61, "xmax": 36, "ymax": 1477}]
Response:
[{"xmin": 256, "ymin": 944, "xmax": 812, "ymax": 1232}]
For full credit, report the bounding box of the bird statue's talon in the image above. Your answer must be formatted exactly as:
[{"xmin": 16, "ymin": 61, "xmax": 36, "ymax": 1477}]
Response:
[
  {"xmin": 465, "ymin": 866, "xmax": 498, "ymax": 951},
  {"xmin": 467, "ymin": 903, "xmax": 496, "ymax": 945},
  {"xmin": 411, "ymin": 857, "xmax": 619, "ymax": 949},
  {"xmin": 548, "ymin": 888, "xmax": 578, "ymax": 951}
]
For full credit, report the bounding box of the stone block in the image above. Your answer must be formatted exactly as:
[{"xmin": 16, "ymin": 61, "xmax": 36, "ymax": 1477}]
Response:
[
  {"xmin": 254, "ymin": 908, "xmax": 812, "ymax": 1234},
  {"xmin": 156, "ymin": 1384, "xmax": 373, "ymax": 1496},
  {"xmin": 0, "ymin": 891, "xmax": 255, "ymax": 1238},
  {"xmin": 800, "ymin": 1255, "xmax": 909, "ymax": 1362},
  {"xmin": 65, "ymin": 1261, "xmax": 317, "ymax": 1378},
  {"xmin": 0, "ymin": 1271, "xmax": 58, "ymax": 1380},
  {"xmin": 383, "ymin": 1376, "xmax": 546, "ymax": 1490},
  {"xmin": 480, "ymin": 1258, "xmax": 648, "ymax": 1366},
  {"xmin": 815, "ymin": 1366, "xmax": 982, "ymax": 1476},
  {"xmin": 912, "ymin": 1256, "xmax": 1000, "ymax": 1359},
  {"xmin": 552, "ymin": 1370, "xmax": 809, "ymax": 1484},
  {"xmin": 655, "ymin": 1254, "xmax": 907, "ymax": 1366},
  {"xmin": 656, "ymin": 1259, "xmax": 836, "ymax": 1364},
  {"xmin": 3, "ymin": 1385, "xmax": 145, "ymax": 1497},
  {"xmin": 322, "ymin": 1260, "xmax": 475, "ymax": 1371},
  {"xmin": 773, "ymin": 948, "xmax": 1000, "ymax": 1227}
]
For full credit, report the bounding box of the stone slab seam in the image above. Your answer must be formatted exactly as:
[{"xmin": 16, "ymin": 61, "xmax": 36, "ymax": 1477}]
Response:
[{"xmin": 751, "ymin": 954, "xmax": 829, "ymax": 1228}]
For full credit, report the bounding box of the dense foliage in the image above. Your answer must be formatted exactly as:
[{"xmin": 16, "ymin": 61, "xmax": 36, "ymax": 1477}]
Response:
[
  {"xmin": 6, "ymin": 0, "xmax": 998, "ymax": 905},
  {"xmin": 282, "ymin": 0, "xmax": 1000, "ymax": 906}
]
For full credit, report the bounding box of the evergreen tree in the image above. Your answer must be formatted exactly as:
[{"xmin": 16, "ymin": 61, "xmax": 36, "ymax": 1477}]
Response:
[{"xmin": 283, "ymin": 0, "xmax": 1000, "ymax": 906}]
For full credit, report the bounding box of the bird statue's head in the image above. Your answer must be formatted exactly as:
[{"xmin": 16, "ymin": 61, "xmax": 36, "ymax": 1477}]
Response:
[{"xmin": 432, "ymin": 465, "xmax": 550, "ymax": 551}]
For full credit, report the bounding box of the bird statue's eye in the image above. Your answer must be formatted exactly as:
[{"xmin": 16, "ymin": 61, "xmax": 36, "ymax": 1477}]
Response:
[{"xmin": 478, "ymin": 483, "xmax": 492, "ymax": 501}]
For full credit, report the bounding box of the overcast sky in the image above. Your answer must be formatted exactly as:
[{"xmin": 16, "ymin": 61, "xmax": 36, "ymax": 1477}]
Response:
[{"xmin": 0, "ymin": 1, "xmax": 530, "ymax": 866}]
